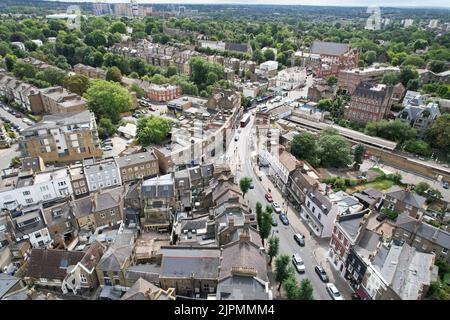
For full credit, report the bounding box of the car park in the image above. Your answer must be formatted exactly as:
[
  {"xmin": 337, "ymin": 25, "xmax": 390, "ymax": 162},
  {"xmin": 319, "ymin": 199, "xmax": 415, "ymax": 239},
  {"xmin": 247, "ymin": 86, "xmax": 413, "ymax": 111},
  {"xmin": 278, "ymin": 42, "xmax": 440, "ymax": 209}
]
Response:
[
  {"xmin": 265, "ymin": 192, "xmax": 273, "ymax": 202},
  {"xmin": 314, "ymin": 265, "xmax": 329, "ymax": 282},
  {"xmin": 326, "ymin": 283, "xmax": 343, "ymax": 300},
  {"xmin": 279, "ymin": 213, "xmax": 289, "ymax": 225},
  {"xmin": 294, "ymin": 233, "xmax": 305, "ymax": 246},
  {"xmin": 272, "ymin": 202, "xmax": 282, "ymax": 213},
  {"xmin": 292, "ymin": 254, "xmax": 305, "ymax": 273}
]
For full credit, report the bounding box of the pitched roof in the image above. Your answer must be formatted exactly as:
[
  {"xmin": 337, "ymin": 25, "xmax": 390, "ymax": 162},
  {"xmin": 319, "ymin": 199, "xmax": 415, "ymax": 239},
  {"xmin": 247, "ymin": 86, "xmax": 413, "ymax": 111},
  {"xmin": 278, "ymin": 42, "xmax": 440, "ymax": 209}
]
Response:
[
  {"xmin": 396, "ymin": 215, "xmax": 450, "ymax": 249},
  {"xmin": 160, "ymin": 247, "xmax": 221, "ymax": 279},
  {"xmin": 27, "ymin": 249, "xmax": 85, "ymax": 281},
  {"xmin": 310, "ymin": 40, "xmax": 349, "ymax": 56},
  {"xmin": 385, "ymin": 186, "xmax": 426, "ymax": 209},
  {"xmin": 116, "ymin": 151, "xmax": 157, "ymax": 168},
  {"xmin": 0, "ymin": 274, "xmax": 22, "ymax": 299},
  {"xmin": 217, "ymin": 275, "xmax": 270, "ymax": 300},
  {"xmin": 219, "ymin": 237, "xmax": 268, "ymax": 282}
]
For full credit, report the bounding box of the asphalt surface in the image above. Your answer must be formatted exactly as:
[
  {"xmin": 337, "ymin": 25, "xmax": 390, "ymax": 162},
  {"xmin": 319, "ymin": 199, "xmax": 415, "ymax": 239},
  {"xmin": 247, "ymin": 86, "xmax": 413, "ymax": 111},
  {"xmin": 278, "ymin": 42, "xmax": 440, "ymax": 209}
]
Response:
[{"xmin": 226, "ymin": 112, "xmax": 333, "ymax": 300}]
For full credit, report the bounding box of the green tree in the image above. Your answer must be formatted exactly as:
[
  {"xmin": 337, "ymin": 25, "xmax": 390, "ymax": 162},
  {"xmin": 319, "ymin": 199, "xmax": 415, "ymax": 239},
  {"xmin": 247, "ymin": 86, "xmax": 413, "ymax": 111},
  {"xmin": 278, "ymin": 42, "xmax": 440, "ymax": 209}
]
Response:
[
  {"xmin": 364, "ymin": 50, "xmax": 377, "ymax": 64},
  {"xmin": 403, "ymin": 139, "xmax": 431, "ymax": 157},
  {"xmin": 275, "ymin": 254, "xmax": 291, "ymax": 291},
  {"xmin": 318, "ymin": 133, "xmax": 351, "ymax": 168},
  {"xmin": 252, "ymin": 49, "xmax": 264, "ymax": 63},
  {"xmin": 326, "ymin": 76, "xmax": 337, "ymax": 86},
  {"xmin": 130, "ymin": 83, "xmax": 145, "ymax": 98},
  {"xmin": 267, "ymin": 236, "xmax": 279, "ymax": 265},
  {"xmin": 106, "ymin": 66, "xmax": 122, "ymax": 83},
  {"xmin": 85, "ymin": 30, "xmax": 107, "ymax": 47},
  {"xmin": 84, "ymin": 80, "xmax": 132, "ymax": 123},
  {"xmin": 97, "ymin": 117, "xmax": 117, "ymax": 139},
  {"xmin": 428, "ymin": 60, "xmax": 447, "ymax": 73},
  {"xmin": 12, "ymin": 60, "xmax": 36, "ymax": 79},
  {"xmin": 256, "ymin": 202, "xmax": 263, "ymax": 231},
  {"xmin": 165, "ymin": 65, "xmax": 178, "ymax": 77},
  {"xmin": 365, "ymin": 120, "xmax": 417, "ymax": 143},
  {"xmin": 399, "ymin": 66, "xmax": 419, "ymax": 87},
  {"xmin": 263, "ymin": 49, "xmax": 275, "ymax": 61},
  {"xmin": 136, "ymin": 116, "xmax": 172, "ymax": 146},
  {"xmin": 63, "ymin": 74, "xmax": 90, "ymax": 96},
  {"xmin": 109, "ymin": 21, "xmax": 127, "ymax": 34},
  {"xmin": 36, "ymin": 68, "xmax": 66, "ymax": 86},
  {"xmin": 353, "ymin": 144, "xmax": 365, "ymax": 168},
  {"xmin": 4, "ymin": 54, "xmax": 16, "ymax": 71},
  {"xmin": 259, "ymin": 209, "xmax": 272, "ymax": 246},
  {"xmin": 189, "ymin": 56, "xmax": 224, "ymax": 90},
  {"xmin": 291, "ymin": 133, "xmax": 319, "ymax": 166},
  {"xmin": 425, "ymin": 115, "xmax": 450, "ymax": 155},
  {"xmin": 239, "ymin": 177, "xmax": 252, "ymax": 199},
  {"xmin": 282, "ymin": 271, "xmax": 299, "ymax": 300},
  {"xmin": 414, "ymin": 182, "xmax": 430, "ymax": 196},
  {"xmin": 413, "ymin": 39, "xmax": 428, "ymax": 51},
  {"xmin": 298, "ymin": 279, "xmax": 314, "ymax": 300},
  {"xmin": 382, "ymin": 72, "xmax": 400, "ymax": 85},
  {"xmin": 0, "ymin": 41, "xmax": 11, "ymax": 57},
  {"xmin": 402, "ymin": 55, "xmax": 426, "ymax": 68}
]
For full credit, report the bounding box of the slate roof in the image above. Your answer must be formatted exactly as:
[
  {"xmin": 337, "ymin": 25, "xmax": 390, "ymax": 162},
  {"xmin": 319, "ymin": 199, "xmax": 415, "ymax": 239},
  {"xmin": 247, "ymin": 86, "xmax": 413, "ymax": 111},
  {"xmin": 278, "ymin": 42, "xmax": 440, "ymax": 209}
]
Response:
[
  {"xmin": 352, "ymin": 81, "xmax": 390, "ymax": 101},
  {"xmin": 217, "ymin": 275, "xmax": 270, "ymax": 300},
  {"xmin": 396, "ymin": 214, "xmax": 450, "ymax": 249},
  {"xmin": 337, "ymin": 210, "xmax": 369, "ymax": 240},
  {"xmin": 385, "ymin": 186, "xmax": 426, "ymax": 209},
  {"xmin": 116, "ymin": 151, "xmax": 157, "ymax": 168},
  {"xmin": 97, "ymin": 233, "xmax": 134, "ymax": 272},
  {"xmin": 160, "ymin": 247, "xmax": 220, "ymax": 279},
  {"xmin": 121, "ymin": 278, "xmax": 158, "ymax": 300},
  {"xmin": 310, "ymin": 40, "xmax": 349, "ymax": 56},
  {"xmin": 219, "ymin": 238, "xmax": 268, "ymax": 282},
  {"xmin": 0, "ymin": 274, "xmax": 22, "ymax": 299},
  {"xmin": 27, "ymin": 249, "xmax": 85, "ymax": 280},
  {"xmin": 142, "ymin": 174, "xmax": 174, "ymax": 198},
  {"xmin": 72, "ymin": 187, "xmax": 123, "ymax": 217}
]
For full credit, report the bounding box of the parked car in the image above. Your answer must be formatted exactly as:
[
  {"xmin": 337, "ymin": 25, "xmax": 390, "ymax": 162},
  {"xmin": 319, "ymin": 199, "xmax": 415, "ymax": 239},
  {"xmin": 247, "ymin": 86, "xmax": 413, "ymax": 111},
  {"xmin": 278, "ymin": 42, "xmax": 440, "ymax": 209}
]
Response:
[
  {"xmin": 12, "ymin": 124, "xmax": 19, "ymax": 130},
  {"xmin": 15, "ymin": 113, "xmax": 22, "ymax": 118},
  {"xmin": 279, "ymin": 213, "xmax": 289, "ymax": 225},
  {"xmin": 315, "ymin": 265, "xmax": 329, "ymax": 282},
  {"xmin": 3, "ymin": 119, "xmax": 11, "ymax": 124},
  {"xmin": 292, "ymin": 254, "xmax": 305, "ymax": 273},
  {"xmin": 265, "ymin": 192, "xmax": 273, "ymax": 202},
  {"xmin": 10, "ymin": 110, "xmax": 16, "ymax": 115},
  {"xmin": 249, "ymin": 182, "xmax": 254, "ymax": 189},
  {"xmin": 102, "ymin": 146, "xmax": 113, "ymax": 151},
  {"xmin": 272, "ymin": 202, "xmax": 282, "ymax": 214},
  {"xmin": 271, "ymin": 213, "xmax": 278, "ymax": 227},
  {"xmin": 148, "ymin": 106, "xmax": 156, "ymax": 111},
  {"xmin": 294, "ymin": 233, "xmax": 305, "ymax": 247},
  {"xmin": 376, "ymin": 213, "xmax": 387, "ymax": 222},
  {"xmin": 234, "ymin": 135, "xmax": 239, "ymax": 142},
  {"xmin": 326, "ymin": 283, "xmax": 343, "ymax": 300},
  {"xmin": 443, "ymin": 182, "xmax": 449, "ymax": 189}
]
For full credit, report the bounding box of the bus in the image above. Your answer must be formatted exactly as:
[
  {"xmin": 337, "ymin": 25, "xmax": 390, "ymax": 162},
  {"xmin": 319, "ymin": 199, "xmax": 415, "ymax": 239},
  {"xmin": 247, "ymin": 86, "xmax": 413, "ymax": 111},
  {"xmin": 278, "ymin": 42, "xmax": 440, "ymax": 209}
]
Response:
[{"xmin": 240, "ymin": 113, "xmax": 251, "ymax": 127}]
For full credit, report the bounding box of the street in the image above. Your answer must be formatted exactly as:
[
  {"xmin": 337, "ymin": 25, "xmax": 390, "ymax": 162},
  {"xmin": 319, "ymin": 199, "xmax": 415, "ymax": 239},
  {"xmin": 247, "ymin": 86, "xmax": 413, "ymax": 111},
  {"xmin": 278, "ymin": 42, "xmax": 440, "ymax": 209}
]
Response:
[
  {"xmin": 224, "ymin": 111, "xmax": 350, "ymax": 300},
  {"xmin": 0, "ymin": 107, "xmax": 33, "ymax": 129}
]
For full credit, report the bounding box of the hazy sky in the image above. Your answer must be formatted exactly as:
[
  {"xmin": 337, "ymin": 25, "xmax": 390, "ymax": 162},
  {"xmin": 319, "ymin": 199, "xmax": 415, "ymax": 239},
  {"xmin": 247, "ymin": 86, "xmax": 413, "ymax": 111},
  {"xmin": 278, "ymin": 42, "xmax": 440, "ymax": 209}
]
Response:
[{"xmin": 51, "ymin": 0, "xmax": 450, "ymax": 8}]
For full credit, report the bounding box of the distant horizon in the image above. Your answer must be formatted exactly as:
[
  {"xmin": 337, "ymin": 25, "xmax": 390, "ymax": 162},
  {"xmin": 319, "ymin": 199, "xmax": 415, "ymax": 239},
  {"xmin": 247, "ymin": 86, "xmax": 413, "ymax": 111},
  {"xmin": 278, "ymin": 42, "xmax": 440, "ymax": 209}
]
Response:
[{"xmin": 43, "ymin": 0, "xmax": 450, "ymax": 9}]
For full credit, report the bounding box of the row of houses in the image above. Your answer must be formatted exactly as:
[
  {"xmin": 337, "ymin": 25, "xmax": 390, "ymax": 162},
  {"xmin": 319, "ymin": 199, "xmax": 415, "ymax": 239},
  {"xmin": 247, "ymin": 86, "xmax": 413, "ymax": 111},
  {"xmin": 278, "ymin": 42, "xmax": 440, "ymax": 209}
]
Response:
[
  {"xmin": 0, "ymin": 72, "xmax": 87, "ymax": 114},
  {"xmin": 1, "ymin": 157, "xmax": 273, "ymax": 300}
]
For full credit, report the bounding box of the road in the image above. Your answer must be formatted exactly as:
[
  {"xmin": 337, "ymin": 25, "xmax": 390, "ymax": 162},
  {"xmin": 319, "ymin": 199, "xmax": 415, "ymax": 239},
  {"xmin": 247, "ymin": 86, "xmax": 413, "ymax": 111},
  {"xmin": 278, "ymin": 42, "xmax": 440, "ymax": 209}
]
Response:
[{"xmin": 226, "ymin": 112, "xmax": 333, "ymax": 300}]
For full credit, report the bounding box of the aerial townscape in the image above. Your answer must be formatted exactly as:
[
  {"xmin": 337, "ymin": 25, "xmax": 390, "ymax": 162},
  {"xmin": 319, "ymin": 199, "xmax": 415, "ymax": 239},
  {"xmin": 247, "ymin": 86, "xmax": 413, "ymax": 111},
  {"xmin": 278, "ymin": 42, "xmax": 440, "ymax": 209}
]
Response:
[{"xmin": 0, "ymin": 0, "xmax": 449, "ymax": 303}]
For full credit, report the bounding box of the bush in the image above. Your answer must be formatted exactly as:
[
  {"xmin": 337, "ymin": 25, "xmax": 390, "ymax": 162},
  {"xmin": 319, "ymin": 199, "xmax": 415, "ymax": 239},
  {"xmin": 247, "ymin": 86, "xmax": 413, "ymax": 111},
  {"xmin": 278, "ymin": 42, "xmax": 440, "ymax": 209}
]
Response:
[{"xmin": 381, "ymin": 208, "xmax": 399, "ymax": 220}]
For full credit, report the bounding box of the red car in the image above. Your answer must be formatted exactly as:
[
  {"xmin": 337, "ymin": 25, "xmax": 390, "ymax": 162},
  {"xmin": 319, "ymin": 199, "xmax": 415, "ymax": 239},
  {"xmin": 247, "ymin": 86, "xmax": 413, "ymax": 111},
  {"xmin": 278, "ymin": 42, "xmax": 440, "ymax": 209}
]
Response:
[
  {"xmin": 265, "ymin": 192, "xmax": 273, "ymax": 202},
  {"xmin": 15, "ymin": 113, "xmax": 22, "ymax": 118}
]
